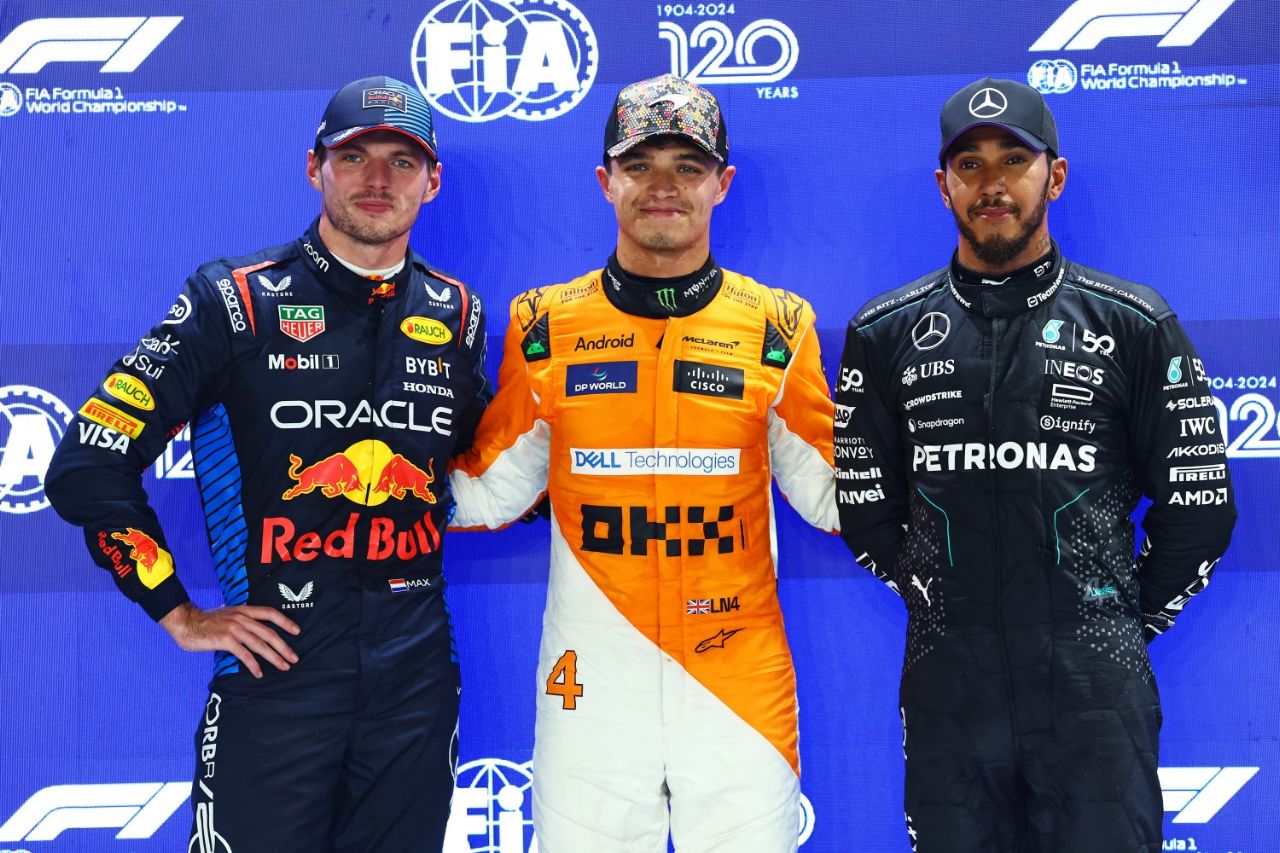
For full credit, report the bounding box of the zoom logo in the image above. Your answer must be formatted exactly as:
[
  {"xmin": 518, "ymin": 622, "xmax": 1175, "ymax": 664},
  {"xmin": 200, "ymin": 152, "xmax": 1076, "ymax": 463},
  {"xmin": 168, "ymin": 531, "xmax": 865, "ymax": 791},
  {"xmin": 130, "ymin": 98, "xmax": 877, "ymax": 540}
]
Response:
[{"xmin": 410, "ymin": 0, "xmax": 598, "ymax": 122}]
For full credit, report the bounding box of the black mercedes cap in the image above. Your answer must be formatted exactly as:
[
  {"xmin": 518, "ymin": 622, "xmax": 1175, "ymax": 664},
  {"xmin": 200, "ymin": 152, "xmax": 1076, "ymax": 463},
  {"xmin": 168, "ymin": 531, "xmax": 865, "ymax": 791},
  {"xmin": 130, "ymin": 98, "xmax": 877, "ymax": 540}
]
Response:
[
  {"xmin": 315, "ymin": 76, "xmax": 438, "ymax": 161},
  {"xmin": 939, "ymin": 77, "xmax": 1059, "ymax": 165}
]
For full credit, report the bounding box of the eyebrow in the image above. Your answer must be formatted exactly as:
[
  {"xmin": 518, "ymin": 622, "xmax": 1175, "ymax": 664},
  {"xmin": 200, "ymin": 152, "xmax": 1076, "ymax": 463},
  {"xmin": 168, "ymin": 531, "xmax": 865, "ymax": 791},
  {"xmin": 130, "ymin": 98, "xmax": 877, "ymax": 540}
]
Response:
[
  {"xmin": 340, "ymin": 141, "xmax": 426, "ymax": 161},
  {"xmin": 617, "ymin": 148, "xmax": 710, "ymax": 165},
  {"xmin": 950, "ymin": 139, "xmax": 1031, "ymax": 156}
]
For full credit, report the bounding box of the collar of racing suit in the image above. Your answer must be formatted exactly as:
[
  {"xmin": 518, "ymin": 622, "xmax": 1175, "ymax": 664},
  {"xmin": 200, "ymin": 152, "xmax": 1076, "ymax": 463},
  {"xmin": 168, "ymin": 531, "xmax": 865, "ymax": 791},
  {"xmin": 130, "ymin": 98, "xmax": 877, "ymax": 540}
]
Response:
[
  {"xmin": 298, "ymin": 218, "xmax": 414, "ymax": 305},
  {"xmin": 947, "ymin": 241, "xmax": 1064, "ymax": 318},
  {"xmin": 601, "ymin": 252, "xmax": 723, "ymax": 318}
]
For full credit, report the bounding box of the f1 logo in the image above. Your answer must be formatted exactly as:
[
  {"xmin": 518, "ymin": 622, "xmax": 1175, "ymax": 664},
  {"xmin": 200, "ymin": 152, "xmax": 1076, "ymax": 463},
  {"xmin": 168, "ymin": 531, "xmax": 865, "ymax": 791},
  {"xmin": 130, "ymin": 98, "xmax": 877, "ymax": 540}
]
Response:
[
  {"xmin": 1030, "ymin": 0, "xmax": 1235, "ymax": 51},
  {"xmin": 0, "ymin": 17, "xmax": 182, "ymax": 74},
  {"xmin": 1160, "ymin": 766, "xmax": 1258, "ymax": 823},
  {"xmin": 0, "ymin": 783, "xmax": 188, "ymax": 841}
]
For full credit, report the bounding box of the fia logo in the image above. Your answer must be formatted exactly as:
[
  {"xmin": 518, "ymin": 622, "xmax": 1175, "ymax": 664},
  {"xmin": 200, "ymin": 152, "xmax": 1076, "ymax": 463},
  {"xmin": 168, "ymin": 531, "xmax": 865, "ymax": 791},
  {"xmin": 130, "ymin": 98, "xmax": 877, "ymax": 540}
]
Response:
[
  {"xmin": 0, "ymin": 385, "xmax": 73, "ymax": 513},
  {"xmin": 410, "ymin": 0, "xmax": 598, "ymax": 123}
]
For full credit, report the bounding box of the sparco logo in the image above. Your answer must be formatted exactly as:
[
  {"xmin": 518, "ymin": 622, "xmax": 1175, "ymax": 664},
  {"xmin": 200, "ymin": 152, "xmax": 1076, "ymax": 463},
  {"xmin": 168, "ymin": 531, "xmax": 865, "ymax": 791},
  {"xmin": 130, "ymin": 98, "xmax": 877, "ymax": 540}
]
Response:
[
  {"xmin": 215, "ymin": 278, "xmax": 246, "ymax": 333},
  {"xmin": 0, "ymin": 17, "xmax": 182, "ymax": 74},
  {"xmin": 1030, "ymin": 0, "xmax": 1237, "ymax": 51},
  {"xmin": 410, "ymin": 0, "xmax": 598, "ymax": 123}
]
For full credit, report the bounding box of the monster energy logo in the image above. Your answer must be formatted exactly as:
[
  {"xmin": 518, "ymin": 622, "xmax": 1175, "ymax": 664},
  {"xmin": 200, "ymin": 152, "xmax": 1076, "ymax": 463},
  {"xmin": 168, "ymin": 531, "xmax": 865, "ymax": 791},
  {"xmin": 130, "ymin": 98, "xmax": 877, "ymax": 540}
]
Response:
[{"xmin": 656, "ymin": 288, "xmax": 677, "ymax": 312}]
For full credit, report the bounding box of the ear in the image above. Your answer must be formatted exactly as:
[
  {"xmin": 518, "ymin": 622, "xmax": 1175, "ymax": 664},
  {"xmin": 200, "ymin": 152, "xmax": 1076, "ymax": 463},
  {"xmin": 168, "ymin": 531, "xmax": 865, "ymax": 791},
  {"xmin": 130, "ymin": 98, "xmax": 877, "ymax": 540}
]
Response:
[
  {"xmin": 307, "ymin": 149, "xmax": 323, "ymax": 191},
  {"xmin": 595, "ymin": 164, "xmax": 613, "ymax": 202},
  {"xmin": 1047, "ymin": 156, "xmax": 1068, "ymax": 200},
  {"xmin": 713, "ymin": 164, "xmax": 736, "ymax": 205},
  {"xmin": 935, "ymin": 168, "xmax": 952, "ymax": 209},
  {"xmin": 420, "ymin": 161, "xmax": 443, "ymax": 205}
]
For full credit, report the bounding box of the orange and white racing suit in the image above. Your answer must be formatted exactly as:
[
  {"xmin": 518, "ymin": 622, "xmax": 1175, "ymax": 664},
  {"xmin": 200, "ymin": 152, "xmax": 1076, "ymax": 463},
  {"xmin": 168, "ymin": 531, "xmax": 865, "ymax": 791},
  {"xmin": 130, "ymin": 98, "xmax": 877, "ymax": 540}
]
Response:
[{"xmin": 450, "ymin": 264, "xmax": 837, "ymax": 853}]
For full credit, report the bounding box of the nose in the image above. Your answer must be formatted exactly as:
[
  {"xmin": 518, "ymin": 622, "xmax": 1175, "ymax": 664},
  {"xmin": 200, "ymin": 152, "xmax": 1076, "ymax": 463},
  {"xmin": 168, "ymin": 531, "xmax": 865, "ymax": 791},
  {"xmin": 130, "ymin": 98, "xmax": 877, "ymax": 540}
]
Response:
[
  {"xmin": 978, "ymin": 164, "xmax": 1007, "ymax": 196},
  {"xmin": 364, "ymin": 157, "xmax": 393, "ymax": 189},
  {"xmin": 648, "ymin": 166, "xmax": 679, "ymax": 197}
]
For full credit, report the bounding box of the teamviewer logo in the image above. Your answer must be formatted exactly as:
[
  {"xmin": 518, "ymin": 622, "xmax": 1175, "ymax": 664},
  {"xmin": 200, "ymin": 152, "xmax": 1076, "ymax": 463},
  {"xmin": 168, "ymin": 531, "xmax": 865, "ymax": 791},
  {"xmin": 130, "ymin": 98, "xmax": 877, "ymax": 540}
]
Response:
[
  {"xmin": 0, "ymin": 17, "xmax": 182, "ymax": 73},
  {"xmin": 1160, "ymin": 766, "xmax": 1258, "ymax": 823},
  {"xmin": 1030, "ymin": 0, "xmax": 1236, "ymax": 51}
]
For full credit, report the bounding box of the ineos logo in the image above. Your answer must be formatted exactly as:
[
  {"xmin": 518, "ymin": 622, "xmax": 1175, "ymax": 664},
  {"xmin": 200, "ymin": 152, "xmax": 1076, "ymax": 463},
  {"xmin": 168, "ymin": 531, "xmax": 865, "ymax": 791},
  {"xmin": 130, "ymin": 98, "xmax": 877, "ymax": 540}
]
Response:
[
  {"xmin": 968, "ymin": 87, "xmax": 1008, "ymax": 118},
  {"xmin": 911, "ymin": 313, "xmax": 950, "ymax": 351}
]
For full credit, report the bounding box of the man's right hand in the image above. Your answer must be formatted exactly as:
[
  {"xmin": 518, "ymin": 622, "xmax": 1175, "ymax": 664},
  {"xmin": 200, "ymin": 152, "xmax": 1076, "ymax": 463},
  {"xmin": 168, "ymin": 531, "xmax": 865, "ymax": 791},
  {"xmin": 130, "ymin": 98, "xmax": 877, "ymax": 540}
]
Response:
[{"xmin": 159, "ymin": 602, "xmax": 301, "ymax": 679}]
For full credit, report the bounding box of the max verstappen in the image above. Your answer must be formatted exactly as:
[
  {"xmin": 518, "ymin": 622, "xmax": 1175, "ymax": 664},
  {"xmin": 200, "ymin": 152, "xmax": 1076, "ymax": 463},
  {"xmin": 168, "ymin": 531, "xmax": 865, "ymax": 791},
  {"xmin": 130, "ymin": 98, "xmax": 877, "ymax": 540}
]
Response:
[
  {"xmin": 835, "ymin": 78, "xmax": 1236, "ymax": 852},
  {"xmin": 46, "ymin": 76, "xmax": 489, "ymax": 852}
]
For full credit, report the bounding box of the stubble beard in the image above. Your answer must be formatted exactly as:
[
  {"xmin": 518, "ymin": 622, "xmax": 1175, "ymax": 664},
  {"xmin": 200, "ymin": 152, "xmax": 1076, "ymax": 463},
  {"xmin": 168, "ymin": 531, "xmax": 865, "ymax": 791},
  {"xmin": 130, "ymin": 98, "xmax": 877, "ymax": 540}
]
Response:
[
  {"xmin": 953, "ymin": 174, "xmax": 1051, "ymax": 268},
  {"xmin": 323, "ymin": 192, "xmax": 408, "ymax": 248}
]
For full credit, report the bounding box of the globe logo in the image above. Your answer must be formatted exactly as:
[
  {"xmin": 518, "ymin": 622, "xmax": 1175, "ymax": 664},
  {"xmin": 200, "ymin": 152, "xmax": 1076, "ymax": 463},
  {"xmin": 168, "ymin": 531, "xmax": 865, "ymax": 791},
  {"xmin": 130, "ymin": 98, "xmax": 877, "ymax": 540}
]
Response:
[
  {"xmin": 1028, "ymin": 59, "xmax": 1078, "ymax": 94},
  {"xmin": 0, "ymin": 385, "xmax": 73, "ymax": 514},
  {"xmin": 444, "ymin": 758, "xmax": 536, "ymax": 852},
  {"xmin": 0, "ymin": 82, "xmax": 22, "ymax": 118},
  {"xmin": 411, "ymin": 0, "xmax": 598, "ymax": 123}
]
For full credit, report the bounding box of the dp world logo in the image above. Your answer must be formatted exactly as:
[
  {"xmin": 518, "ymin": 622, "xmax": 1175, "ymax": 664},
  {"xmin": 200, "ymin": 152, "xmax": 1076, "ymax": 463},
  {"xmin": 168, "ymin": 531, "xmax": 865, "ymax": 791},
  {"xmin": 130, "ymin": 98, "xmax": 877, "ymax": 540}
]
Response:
[
  {"xmin": 1028, "ymin": 59, "xmax": 1078, "ymax": 94},
  {"xmin": 411, "ymin": 0, "xmax": 598, "ymax": 123}
]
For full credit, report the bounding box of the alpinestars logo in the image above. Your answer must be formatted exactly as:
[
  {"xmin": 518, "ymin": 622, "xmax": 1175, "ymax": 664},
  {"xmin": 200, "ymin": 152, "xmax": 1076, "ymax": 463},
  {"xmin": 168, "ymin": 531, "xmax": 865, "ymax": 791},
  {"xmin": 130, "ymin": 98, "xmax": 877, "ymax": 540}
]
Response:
[{"xmin": 1030, "ymin": 0, "xmax": 1236, "ymax": 51}]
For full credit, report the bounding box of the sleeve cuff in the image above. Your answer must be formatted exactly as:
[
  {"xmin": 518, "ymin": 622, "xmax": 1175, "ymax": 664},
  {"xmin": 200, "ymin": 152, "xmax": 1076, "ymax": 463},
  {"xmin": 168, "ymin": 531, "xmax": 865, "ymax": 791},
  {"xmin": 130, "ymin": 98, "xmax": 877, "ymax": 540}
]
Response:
[{"xmin": 138, "ymin": 575, "xmax": 191, "ymax": 622}]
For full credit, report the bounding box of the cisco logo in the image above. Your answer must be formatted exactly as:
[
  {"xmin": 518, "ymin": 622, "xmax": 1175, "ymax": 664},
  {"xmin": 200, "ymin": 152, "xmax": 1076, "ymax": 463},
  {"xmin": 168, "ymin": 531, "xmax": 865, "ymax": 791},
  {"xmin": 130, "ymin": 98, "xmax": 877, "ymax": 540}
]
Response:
[{"xmin": 410, "ymin": 0, "xmax": 598, "ymax": 123}]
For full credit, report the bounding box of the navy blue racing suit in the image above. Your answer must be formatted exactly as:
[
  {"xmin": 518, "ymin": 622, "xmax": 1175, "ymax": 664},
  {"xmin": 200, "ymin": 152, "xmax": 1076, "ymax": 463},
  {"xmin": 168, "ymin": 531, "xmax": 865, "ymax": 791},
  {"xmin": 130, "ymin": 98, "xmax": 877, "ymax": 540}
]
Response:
[
  {"xmin": 46, "ymin": 220, "xmax": 489, "ymax": 852},
  {"xmin": 836, "ymin": 246, "xmax": 1236, "ymax": 853}
]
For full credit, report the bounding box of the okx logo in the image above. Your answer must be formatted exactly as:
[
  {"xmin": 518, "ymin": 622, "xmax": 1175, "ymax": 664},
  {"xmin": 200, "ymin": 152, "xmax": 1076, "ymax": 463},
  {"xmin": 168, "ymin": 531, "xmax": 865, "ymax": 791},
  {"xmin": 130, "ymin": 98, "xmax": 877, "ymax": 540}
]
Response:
[
  {"xmin": 410, "ymin": 0, "xmax": 598, "ymax": 122},
  {"xmin": 0, "ymin": 384, "xmax": 72, "ymax": 513},
  {"xmin": 0, "ymin": 17, "xmax": 182, "ymax": 73},
  {"xmin": 1030, "ymin": 0, "xmax": 1236, "ymax": 51}
]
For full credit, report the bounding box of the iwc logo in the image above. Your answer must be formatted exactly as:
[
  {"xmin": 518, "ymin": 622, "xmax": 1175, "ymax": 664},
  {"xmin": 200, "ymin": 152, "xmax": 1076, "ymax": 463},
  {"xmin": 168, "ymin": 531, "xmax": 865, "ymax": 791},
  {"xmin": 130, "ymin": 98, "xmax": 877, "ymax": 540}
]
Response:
[{"xmin": 410, "ymin": 0, "xmax": 598, "ymax": 123}]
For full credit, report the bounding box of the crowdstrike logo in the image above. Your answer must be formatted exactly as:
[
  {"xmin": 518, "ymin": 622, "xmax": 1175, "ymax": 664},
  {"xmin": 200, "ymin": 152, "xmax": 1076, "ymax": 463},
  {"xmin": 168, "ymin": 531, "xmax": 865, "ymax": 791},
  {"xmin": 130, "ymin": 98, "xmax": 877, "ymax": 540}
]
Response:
[
  {"xmin": 410, "ymin": 0, "xmax": 598, "ymax": 122},
  {"xmin": 1030, "ymin": 0, "xmax": 1236, "ymax": 51},
  {"xmin": 0, "ymin": 17, "xmax": 182, "ymax": 74}
]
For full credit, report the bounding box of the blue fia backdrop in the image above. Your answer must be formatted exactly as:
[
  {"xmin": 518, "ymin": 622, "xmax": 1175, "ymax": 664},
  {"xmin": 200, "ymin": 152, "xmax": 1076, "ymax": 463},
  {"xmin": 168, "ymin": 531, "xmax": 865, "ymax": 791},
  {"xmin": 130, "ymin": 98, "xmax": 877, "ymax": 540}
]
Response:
[{"xmin": 0, "ymin": 1, "xmax": 1275, "ymax": 850}]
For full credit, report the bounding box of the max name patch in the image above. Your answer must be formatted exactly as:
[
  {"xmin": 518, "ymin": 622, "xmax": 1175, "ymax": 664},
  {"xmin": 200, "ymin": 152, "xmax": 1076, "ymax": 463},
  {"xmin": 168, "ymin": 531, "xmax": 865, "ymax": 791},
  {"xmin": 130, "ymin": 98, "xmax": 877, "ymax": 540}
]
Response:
[{"xmin": 673, "ymin": 360, "xmax": 744, "ymax": 400}]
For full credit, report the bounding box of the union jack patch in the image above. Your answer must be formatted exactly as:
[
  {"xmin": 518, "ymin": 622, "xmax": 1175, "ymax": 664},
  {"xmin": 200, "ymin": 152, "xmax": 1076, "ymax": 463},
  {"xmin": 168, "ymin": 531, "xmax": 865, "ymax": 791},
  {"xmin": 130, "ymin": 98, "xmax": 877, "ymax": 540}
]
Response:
[{"xmin": 686, "ymin": 599, "xmax": 711, "ymax": 614}]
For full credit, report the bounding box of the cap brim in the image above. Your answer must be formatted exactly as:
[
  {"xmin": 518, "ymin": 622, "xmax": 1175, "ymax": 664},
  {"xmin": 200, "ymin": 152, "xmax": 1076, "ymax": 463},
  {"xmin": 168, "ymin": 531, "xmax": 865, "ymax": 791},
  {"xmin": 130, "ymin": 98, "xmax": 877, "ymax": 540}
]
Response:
[
  {"xmin": 607, "ymin": 130, "xmax": 723, "ymax": 163},
  {"xmin": 939, "ymin": 121, "xmax": 1048, "ymax": 163},
  {"xmin": 318, "ymin": 125, "xmax": 436, "ymax": 160}
]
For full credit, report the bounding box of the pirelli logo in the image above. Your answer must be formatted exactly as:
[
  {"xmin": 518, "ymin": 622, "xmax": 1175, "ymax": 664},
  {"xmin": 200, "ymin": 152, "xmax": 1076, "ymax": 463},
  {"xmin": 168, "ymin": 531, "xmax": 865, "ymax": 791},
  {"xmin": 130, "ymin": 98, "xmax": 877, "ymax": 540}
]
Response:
[
  {"xmin": 80, "ymin": 398, "xmax": 145, "ymax": 439},
  {"xmin": 1169, "ymin": 464, "xmax": 1227, "ymax": 483}
]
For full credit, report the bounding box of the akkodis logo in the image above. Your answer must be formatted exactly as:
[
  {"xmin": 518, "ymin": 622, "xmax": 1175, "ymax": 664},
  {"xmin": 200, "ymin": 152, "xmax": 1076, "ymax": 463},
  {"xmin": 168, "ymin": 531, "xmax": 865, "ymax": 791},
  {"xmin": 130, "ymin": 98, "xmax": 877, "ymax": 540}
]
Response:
[
  {"xmin": 0, "ymin": 17, "xmax": 182, "ymax": 73},
  {"xmin": 1030, "ymin": 0, "xmax": 1236, "ymax": 51},
  {"xmin": 411, "ymin": 0, "xmax": 598, "ymax": 123},
  {"xmin": 0, "ymin": 384, "xmax": 72, "ymax": 513}
]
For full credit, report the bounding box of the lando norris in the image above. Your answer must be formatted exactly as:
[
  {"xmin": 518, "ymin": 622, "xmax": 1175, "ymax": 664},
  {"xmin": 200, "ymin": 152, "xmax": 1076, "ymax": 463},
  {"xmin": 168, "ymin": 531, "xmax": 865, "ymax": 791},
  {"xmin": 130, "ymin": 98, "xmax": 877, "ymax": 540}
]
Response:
[
  {"xmin": 835, "ymin": 77, "xmax": 1237, "ymax": 852},
  {"xmin": 46, "ymin": 77, "xmax": 488, "ymax": 852}
]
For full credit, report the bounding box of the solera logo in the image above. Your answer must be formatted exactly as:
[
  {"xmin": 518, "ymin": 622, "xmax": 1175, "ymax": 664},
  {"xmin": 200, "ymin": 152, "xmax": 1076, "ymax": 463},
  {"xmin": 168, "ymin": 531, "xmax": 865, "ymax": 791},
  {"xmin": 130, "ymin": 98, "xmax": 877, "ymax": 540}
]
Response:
[
  {"xmin": 1030, "ymin": 0, "xmax": 1235, "ymax": 51},
  {"xmin": 0, "ymin": 17, "xmax": 182, "ymax": 74}
]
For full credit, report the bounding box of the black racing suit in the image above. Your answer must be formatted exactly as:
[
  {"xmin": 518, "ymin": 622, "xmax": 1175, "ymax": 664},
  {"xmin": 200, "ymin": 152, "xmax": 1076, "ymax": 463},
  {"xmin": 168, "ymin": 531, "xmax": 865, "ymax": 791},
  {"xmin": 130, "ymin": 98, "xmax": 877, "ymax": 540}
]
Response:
[
  {"xmin": 835, "ymin": 246, "xmax": 1236, "ymax": 853},
  {"xmin": 46, "ymin": 220, "xmax": 489, "ymax": 853}
]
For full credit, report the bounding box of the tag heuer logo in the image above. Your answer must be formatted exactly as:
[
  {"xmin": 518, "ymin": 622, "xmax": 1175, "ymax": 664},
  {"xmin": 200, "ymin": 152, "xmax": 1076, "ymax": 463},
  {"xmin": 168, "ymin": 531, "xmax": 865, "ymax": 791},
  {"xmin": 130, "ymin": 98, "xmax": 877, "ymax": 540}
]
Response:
[{"xmin": 279, "ymin": 305, "xmax": 325, "ymax": 342}]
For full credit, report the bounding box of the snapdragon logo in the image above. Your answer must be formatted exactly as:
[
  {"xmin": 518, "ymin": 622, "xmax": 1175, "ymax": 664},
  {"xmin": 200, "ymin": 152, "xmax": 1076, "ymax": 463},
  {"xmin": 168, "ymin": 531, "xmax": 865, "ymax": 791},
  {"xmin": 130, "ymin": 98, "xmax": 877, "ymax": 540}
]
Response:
[
  {"xmin": 411, "ymin": 0, "xmax": 598, "ymax": 123},
  {"xmin": 1030, "ymin": 0, "xmax": 1237, "ymax": 51},
  {"xmin": 570, "ymin": 447, "xmax": 741, "ymax": 476}
]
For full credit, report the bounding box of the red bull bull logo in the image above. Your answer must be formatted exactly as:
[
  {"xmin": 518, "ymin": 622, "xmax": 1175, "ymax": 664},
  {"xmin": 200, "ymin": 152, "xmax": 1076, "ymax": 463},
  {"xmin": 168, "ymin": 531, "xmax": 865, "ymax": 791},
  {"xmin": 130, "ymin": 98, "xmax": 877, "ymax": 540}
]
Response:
[
  {"xmin": 99, "ymin": 527, "xmax": 175, "ymax": 589},
  {"xmin": 368, "ymin": 280, "xmax": 396, "ymax": 302},
  {"xmin": 282, "ymin": 453, "xmax": 363, "ymax": 500},
  {"xmin": 281, "ymin": 441, "xmax": 436, "ymax": 505},
  {"xmin": 374, "ymin": 454, "xmax": 436, "ymax": 503}
]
